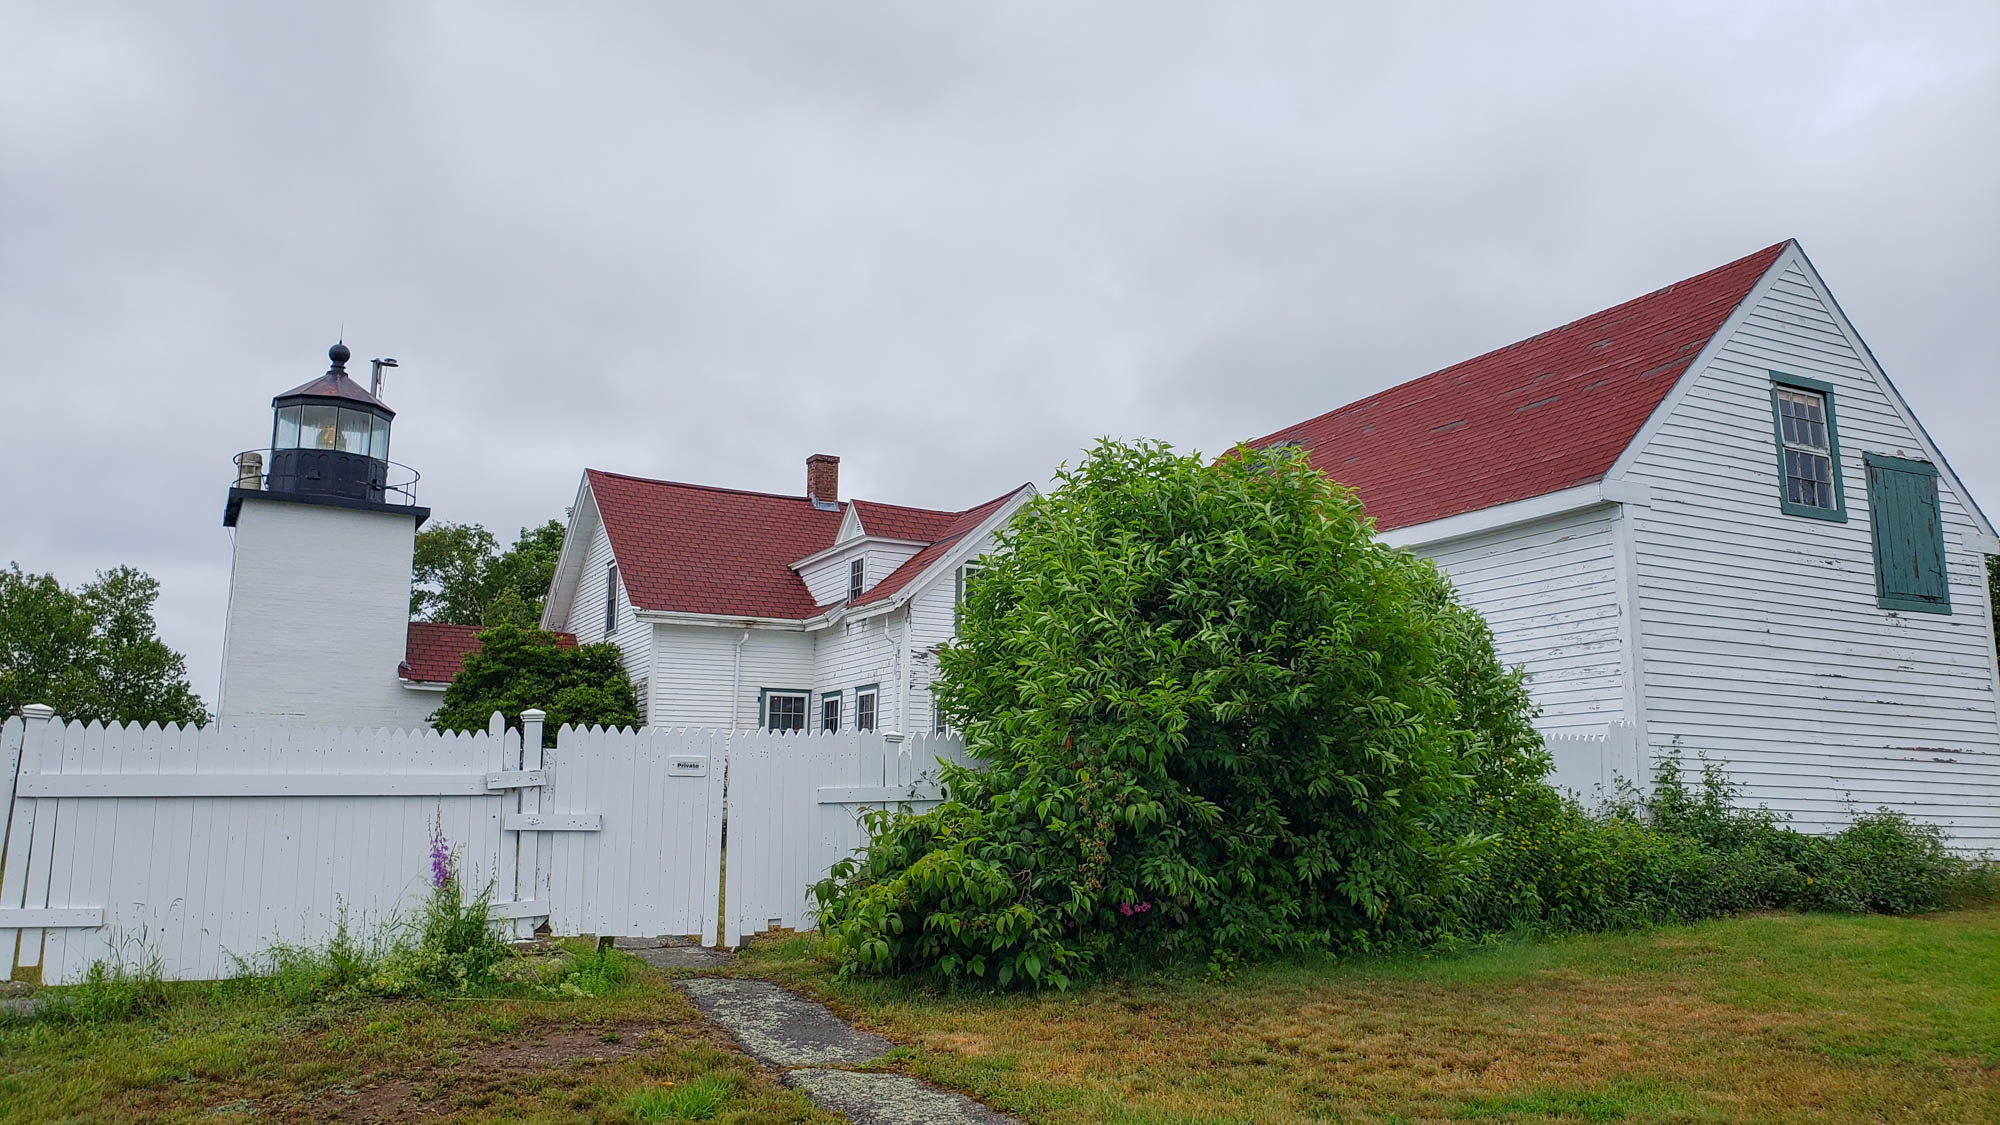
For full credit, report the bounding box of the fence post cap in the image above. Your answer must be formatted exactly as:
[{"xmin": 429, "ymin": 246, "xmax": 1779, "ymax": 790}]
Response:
[
  {"xmin": 520, "ymin": 709, "xmax": 547, "ymax": 721},
  {"xmin": 882, "ymin": 731, "xmax": 906, "ymax": 744},
  {"xmin": 19, "ymin": 704, "xmax": 57, "ymax": 720}
]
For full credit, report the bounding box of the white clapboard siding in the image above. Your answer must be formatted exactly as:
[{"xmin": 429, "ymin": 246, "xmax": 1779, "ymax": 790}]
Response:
[
  {"xmin": 1620, "ymin": 257, "xmax": 2000, "ymax": 851},
  {"xmin": 540, "ymin": 725, "xmax": 727, "ymax": 942},
  {"xmin": 1, "ymin": 711, "xmax": 514, "ymax": 984},
  {"xmin": 723, "ymin": 731, "xmax": 972, "ymax": 946},
  {"xmin": 568, "ymin": 508, "xmax": 654, "ymax": 678},
  {"xmin": 1416, "ymin": 507, "xmax": 1628, "ymax": 734}
]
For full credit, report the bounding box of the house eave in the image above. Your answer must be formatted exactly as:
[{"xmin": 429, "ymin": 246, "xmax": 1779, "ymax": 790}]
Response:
[
  {"xmin": 1377, "ymin": 481, "xmax": 1638, "ymax": 550},
  {"xmin": 789, "ymin": 535, "xmax": 930, "ymax": 573}
]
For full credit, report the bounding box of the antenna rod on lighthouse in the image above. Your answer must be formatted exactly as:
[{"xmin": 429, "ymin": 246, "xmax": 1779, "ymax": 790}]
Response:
[{"xmin": 370, "ymin": 357, "xmax": 399, "ymax": 398}]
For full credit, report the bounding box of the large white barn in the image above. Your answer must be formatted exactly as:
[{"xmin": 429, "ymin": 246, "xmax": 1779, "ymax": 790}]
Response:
[
  {"xmin": 1247, "ymin": 240, "xmax": 2000, "ymax": 850},
  {"xmin": 539, "ymin": 457, "xmax": 1034, "ymax": 737}
]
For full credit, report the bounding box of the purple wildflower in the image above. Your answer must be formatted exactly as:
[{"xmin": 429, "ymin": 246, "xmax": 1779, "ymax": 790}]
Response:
[{"xmin": 429, "ymin": 823, "xmax": 455, "ymax": 889}]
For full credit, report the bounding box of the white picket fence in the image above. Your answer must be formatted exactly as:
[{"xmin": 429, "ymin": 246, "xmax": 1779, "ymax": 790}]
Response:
[
  {"xmin": 1543, "ymin": 721, "xmax": 1646, "ymax": 805},
  {"xmin": 0, "ymin": 706, "xmax": 963, "ymax": 983}
]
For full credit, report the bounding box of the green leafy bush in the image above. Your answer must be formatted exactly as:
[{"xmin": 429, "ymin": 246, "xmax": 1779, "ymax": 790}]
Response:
[
  {"xmin": 430, "ymin": 624, "xmax": 640, "ymax": 744},
  {"xmin": 813, "ymin": 439, "xmax": 1544, "ymax": 986}
]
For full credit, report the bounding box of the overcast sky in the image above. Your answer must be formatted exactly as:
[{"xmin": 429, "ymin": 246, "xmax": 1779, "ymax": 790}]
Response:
[{"xmin": 4, "ymin": 1, "xmax": 1995, "ymax": 707}]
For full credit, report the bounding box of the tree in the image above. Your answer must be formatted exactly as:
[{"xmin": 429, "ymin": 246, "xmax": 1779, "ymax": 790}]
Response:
[
  {"xmin": 1, "ymin": 563, "xmax": 210, "ymax": 726},
  {"xmin": 429, "ymin": 624, "xmax": 638, "ymax": 745},
  {"xmin": 411, "ymin": 518, "xmax": 567, "ymax": 626},
  {"xmin": 1990, "ymin": 556, "xmax": 1998, "ymax": 658},
  {"xmin": 812, "ymin": 440, "xmax": 1542, "ymax": 988}
]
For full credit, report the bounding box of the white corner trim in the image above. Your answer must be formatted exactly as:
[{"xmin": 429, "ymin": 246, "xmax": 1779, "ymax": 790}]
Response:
[
  {"xmin": 1969, "ymin": 531, "xmax": 2000, "ymax": 557},
  {"xmin": 1597, "ymin": 479, "xmax": 1653, "ymax": 506},
  {"xmin": 1377, "ymin": 482, "xmax": 1613, "ymax": 549},
  {"xmin": 399, "ymin": 679, "xmax": 449, "ymax": 692}
]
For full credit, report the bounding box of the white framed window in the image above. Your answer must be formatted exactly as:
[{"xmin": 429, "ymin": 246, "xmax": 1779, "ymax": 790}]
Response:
[
  {"xmin": 954, "ymin": 562, "xmax": 984, "ymax": 625},
  {"xmin": 820, "ymin": 692, "xmax": 841, "ymax": 732},
  {"xmin": 854, "ymin": 685, "xmax": 878, "ymax": 732},
  {"xmin": 634, "ymin": 677, "xmax": 649, "ymax": 726},
  {"xmin": 1769, "ymin": 374, "xmax": 1844, "ymax": 521},
  {"xmin": 604, "ymin": 563, "xmax": 620, "ymax": 635},
  {"xmin": 849, "ymin": 557, "xmax": 865, "ymax": 601},
  {"xmin": 932, "ymin": 691, "xmax": 949, "ymax": 736},
  {"xmin": 762, "ymin": 689, "xmax": 808, "ymax": 732}
]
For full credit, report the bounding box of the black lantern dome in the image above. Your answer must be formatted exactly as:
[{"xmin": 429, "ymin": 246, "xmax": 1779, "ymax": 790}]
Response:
[{"xmin": 266, "ymin": 342, "xmax": 396, "ymax": 502}]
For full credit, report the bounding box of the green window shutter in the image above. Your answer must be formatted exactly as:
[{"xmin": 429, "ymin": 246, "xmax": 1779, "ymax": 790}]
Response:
[{"xmin": 1865, "ymin": 453, "xmax": 1950, "ymax": 614}]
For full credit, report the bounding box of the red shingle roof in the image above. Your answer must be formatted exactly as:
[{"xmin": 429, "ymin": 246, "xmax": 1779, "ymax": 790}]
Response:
[
  {"xmin": 1246, "ymin": 242, "xmax": 1788, "ymax": 532},
  {"xmin": 850, "ymin": 488, "xmax": 1024, "ymax": 607},
  {"xmin": 588, "ymin": 470, "xmax": 846, "ymax": 619},
  {"xmin": 400, "ymin": 622, "xmax": 577, "ymax": 684},
  {"xmin": 848, "ymin": 499, "xmax": 958, "ymax": 542},
  {"xmin": 584, "ymin": 471, "xmax": 1023, "ymax": 621}
]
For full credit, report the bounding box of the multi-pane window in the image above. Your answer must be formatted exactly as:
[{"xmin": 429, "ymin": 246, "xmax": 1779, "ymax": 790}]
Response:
[
  {"xmin": 765, "ymin": 691, "xmax": 807, "ymax": 732},
  {"xmin": 855, "ymin": 687, "xmax": 878, "ymax": 732},
  {"xmin": 604, "ymin": 563, "xmax": 620, "ymax": 634},
  {"xmin": 849, "ymin": 557, "xmax": 865, "ymax": 601},
  {"xmin": 821, "ymin": 693, "xmax": 841, "ymax": 732},
  {"xmin": 1769, "ymin": 373, "xmax": 1844, "ymax": 521},
  {"xmin": 1777, "ymin": 388, "xmax": 1834, "ymax": 508}
]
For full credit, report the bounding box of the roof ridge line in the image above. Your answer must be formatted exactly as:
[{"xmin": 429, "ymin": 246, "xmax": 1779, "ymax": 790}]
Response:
[
  {"xmin": 1249, "ymin": 240, "xmax": 1791, "ymax": 444},
  {"xmin": 585, "ymin": 468, "xmax": 836, "ymax": 506}
]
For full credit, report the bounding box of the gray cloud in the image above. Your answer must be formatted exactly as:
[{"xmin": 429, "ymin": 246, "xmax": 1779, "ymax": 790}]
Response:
[{"xmin": 4, "ymin": 1, "xmax": 1994, "ymax": 704}]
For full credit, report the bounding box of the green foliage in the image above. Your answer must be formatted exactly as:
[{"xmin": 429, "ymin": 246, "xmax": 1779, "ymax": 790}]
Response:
[
  {"xmin": 813, "ymin": 439, "xmax": 1544, "ymax": 987},
  {"xmin": 412, "ymin": 518, "xmax": 567, "ymax": 626},
  {"xmin": 546, "ymin": 941, "xmax": 632, "ymax": 998},
  {"xmin": 625, "ymin": 1073, "xmax": 739, "ymax": 1121},
  {"xmin": 430, "ymin": 624, "xmax": 639, "ymax": 743},
  {"xmin": 1444, "ymin": 752, "xmax": 1981, "ymax": 936},
  {"xmin": 1989, "ymin": 555, "xmax": 1998, "ymax": 658},
  {"xmin": 37, "ymin": 961, "xmax": 170, "ymax": 1025},
  {"xmin": 0, "ymin": 563, "xmax": 208, "ymax": 726}
]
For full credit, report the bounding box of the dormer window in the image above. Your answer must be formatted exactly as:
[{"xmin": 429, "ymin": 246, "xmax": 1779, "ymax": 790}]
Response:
[{"xmin": 849, "ymin": 557, "xmax": 865, "ymax": 601}]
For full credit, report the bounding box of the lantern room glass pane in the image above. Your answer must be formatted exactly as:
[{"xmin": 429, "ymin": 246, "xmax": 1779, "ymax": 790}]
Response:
[
  {"xmin": 337, "ymin": 408, "xmax": 373, "ymax": 455},
  {"xmin": 273, "ymin": 405, "xmax": 302, "ymax": 450},
  {"xmin": 299, "ymin": 405, "xmax": 339, "ymax": 450},
  {"xmin": 369, "ymin": 416, "xmax": 389, "ymax": 460}
]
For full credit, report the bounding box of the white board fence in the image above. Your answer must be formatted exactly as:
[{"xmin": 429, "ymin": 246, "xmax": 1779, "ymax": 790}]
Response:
[
  {"xmin": 722, "ymin": 731, "xmax": 972, "ymax": 947},
  {"xmin": 0, "ymin": 707, "xmax": 728, "ymax": 984}
]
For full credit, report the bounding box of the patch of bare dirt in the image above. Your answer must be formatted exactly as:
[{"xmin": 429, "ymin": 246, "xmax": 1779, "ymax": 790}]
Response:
[{"xmin": 248, "ymin": 1021, "xmax": 662, "ymax": 1122}]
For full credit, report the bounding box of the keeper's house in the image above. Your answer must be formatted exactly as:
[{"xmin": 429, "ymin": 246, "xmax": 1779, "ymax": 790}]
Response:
[
  {"xmin": 1246, "ymin": 241, "xmax": 2000, "ymax": 850},
  {"xmin": 539, "ymin": 457, "xmax": 1033, "ymax": 738}
]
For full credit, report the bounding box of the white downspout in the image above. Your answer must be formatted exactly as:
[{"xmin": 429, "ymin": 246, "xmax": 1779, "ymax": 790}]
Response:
[{"xmin": 730, "ymin": 629, "xmax": 750, "ymax": 730}]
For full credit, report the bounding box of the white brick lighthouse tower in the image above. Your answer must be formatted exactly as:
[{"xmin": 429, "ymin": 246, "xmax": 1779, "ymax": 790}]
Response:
[{"xmin": 217, "ymin": 343, "xmax": 436, "ymax": 728}]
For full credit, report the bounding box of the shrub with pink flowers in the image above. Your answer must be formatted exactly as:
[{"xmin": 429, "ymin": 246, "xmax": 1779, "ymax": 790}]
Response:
[{"xmin": 812, "ymin": 440, "xmax": 1546, "ymax": 988}]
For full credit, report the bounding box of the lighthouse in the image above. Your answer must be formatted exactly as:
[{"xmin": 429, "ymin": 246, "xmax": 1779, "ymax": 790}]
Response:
[{"xmin": 217, "ymin": 343, "xmax": 436, "ymax": 727}]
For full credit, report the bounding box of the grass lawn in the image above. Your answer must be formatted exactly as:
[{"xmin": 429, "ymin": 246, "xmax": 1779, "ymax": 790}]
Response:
[
  {"xmin": 736, "ymin": 904, "xmax": 2000, "ymax": 1124},
  {"xmin": 0, "ymin": 943, "xmax": 835, "ymax": 1124}
]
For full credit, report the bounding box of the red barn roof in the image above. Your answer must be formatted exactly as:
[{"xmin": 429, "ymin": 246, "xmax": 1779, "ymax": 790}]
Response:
[
  {"xmin": 400, "ymin": 621, "xmax": 577, "ymax": 684},
  {"xmin": 1246, "ymin": 242, "xmax": 1789, "ymax": 532}
]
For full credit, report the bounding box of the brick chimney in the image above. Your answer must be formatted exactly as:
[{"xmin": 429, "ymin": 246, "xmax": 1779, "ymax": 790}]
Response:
[{"xmin": 806, "ymin": 453, "xmax": 840, "ymax": 501}]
